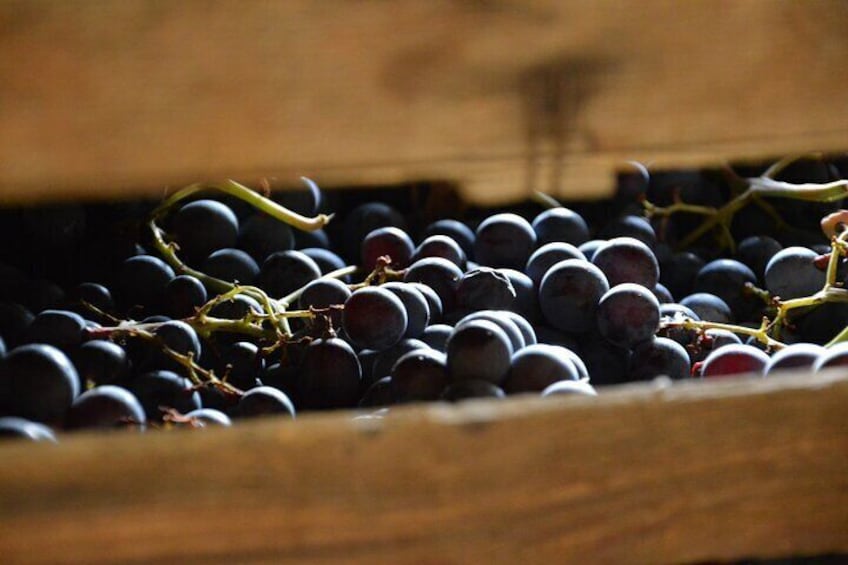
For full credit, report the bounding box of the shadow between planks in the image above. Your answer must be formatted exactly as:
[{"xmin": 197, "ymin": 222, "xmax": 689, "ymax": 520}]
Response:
[{"xmin": 0, "ymin": 371, "xmax": 846, "ymax": 564}]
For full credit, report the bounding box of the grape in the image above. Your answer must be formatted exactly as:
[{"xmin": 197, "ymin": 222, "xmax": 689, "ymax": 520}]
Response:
[
  {"xmin": 700, "ymin": 344, "xmax": 769, "ymax": 378},
  {"xmin": 599, "ymin": 215, "xmax": 656, "ymax": 248},
  {"xmin": 694, "ymin": 259, "xmax": 759, "ymax": 322},
  {"xmin": 117, "ymin": 255, "xmax": 175, "ymax": 313},
  {"xmin": 238, "ymin": 386, "xmax": 296, "ymax": 419},
  {"xmin": 597, "ymin": 283, "xmax": 660, "ymax": 349},
  {"xmin": 500, "ymin": 311, "xmax": 536, "ymax": 346},
  {"xmin": 446, "ymin": 319, "xmax": 513, "ymax": 384},
  {"xmin": 214, "ymin": 341, "xmax": 264, "ymax": 391},
  {"xmin": 163, "ymin": 275, "xmax": 208, "ymax": 319},
  {"xmin": 419, "ymin": 324, "xmax": 452, "ymax": 352},
  {"xmin": 0, "ymin": 301, "xmax": 34, "ymax": 347},
  {"xmin": 379, "ymin": 282, "xmax": 429, "ymax": 338},
  {"xmin": 341, "ymin": 202, "xmax": 406, "ymax": 263},
  {"xmin": 408, "ymin": 282, "xmax": 443, "ymax": 323},
  {"xmin": 441, "ymin": 380, "xmax": 505, "ymax": 402},
  {"xmin": 541, "ymin": 380, "xmax": 597, "ymax": 397},
  {"xmin": 208, "ymin": 293, "xmax": 262, "ymax": 320},
  {"xmin": 531, "ymin": 207, "xmax": 590, "ymax": 247},
  {"xmin": 765, "ymin": 342, "xmax": 824, "ymax": 375},
  {"xmin": 201, "ymin": 248, "xmax": 259, "ymax": 285},
  {"xmin": 169, "ymin": 199, "xmax": 239, "ymax": 265},
  {"xmin": 525, "ymin": 242, "xmax": 584, "ymax": 287},
  {"xmin": 294, "ymin": 228, "xmax": 331, "ymax": 250},
  {"xmin": 457, "ymin": 311, "xmax": 525, "ymax": 352},
  {"xmin": 65, "ymin": 385, "xmax": 146, "ymax": 431},
  {"xmin": 591, "ymin": 237, "xmax": 659, "ymax": 288},
  {"xmin": 736, "ymin": 235, "xmax": 782, "ymax": 284},
  {"xmin": 764, "ymin": 246, "xmax": 826, "ymax": 300},
  {"xmin": 659, "ymin": 251, "xmax": 704, "ymax": 301},
  {"xmin": 257, "ymin": 250, "xmax": 321, "ymax": 298},
  {"xmin": 66, "ymin": 282, "xmax": 115, "ymax": 322},
  {"xmin": 237, "ymin": 212, "xmax": 295, "ymax": 263},
  {"xmin": 297, "ymin": 278, "xmax": 351, "ymax": 329},
  {"xmin": 359, "ymin": 376, "xmax": 395, "ymax": 408},
  {"xmin": 456, "ymin": 267, "xmax": 515, "ymax": 312},
  {"xmin": 390, "ymin": 349, "xmax": 449, "ymax": 403},
  {"xmin": 812, "ymin": 342, "xmax": 848, "ymax": 372},
  {"xmin": 498, "ymin": 268, "xmax": 540, "ymax": 323},
  {"xmin": 299, "ymin": 248, "xmax": 348, "ymax": 280},
  {"xmin": 371, "ymin": 339, "xmax": 429, "ymax": 384},
  {"xmin": 275, "ymin": 177, "xmax": 323, "ymax": 217},
  {"xmin": 404, "ymin": 257, "xmax": 463, "ymax": 313},
  {"xmin": 503, "ymin": 344, "xmax": 581, "ymax": 394},
  {"xmin": 72, "ymin": 340, "xmax": 130, "ymax": 388},
  {"xmin": 26, "ymin": 309, "xmax": 87, "ymax": 351},
  {"xmin": 680, "ymin": 293, "xmax": 733, "ymax": 323},
  {"xmin": 578, "ymin": 239, "xmax": 605, "ymax": 261},
  {"xmin": 130, "ymin": 370, "xmax": 201, "ymax": 422},
  {"xmin": 412, "ymin": 235, "xmax": 466, "ymax": 268},
  {"xmin": 144, "ymin": 320, "xmax": 202, "ymax": 373},
  {"xmin": 0, "ymin": 343, "xmax": 80, "ymax": 423},
  {"xmin": 424, "ymin": 219, "xmax": 475, "ymax": 260},
  {"xmin": 343, "ymin": 287, "xmax": 408, "ymax": 351},
  {"xmin": 361, "ymin": 226, "xmax": 415, "ymax": 271},
  {"xmin": 298, "ymin": 337, "xmax": 362, "ymax": 409},
  {"xmin": 538, "ymin": 259, "xmax": 609, "ymax": 334},
  {"xmin": 689, "ymin": 329, "xmax": 742, "ymax": 364},
  {"xmin": 628, "ymin": 337, "xmax": 691, "ymax": 381},
  {"xmin": 0, "ymin": 416, "xmax": 57, "ymax": 442},
  {"xmin": 474, "ymin": 213, "xmax": 536, "ymax": 269}
]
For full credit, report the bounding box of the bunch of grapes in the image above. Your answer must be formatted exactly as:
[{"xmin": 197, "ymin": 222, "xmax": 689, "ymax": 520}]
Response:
[{"xmin": 2, "ymin": 155, "xmax": 848, "ymax": 442}]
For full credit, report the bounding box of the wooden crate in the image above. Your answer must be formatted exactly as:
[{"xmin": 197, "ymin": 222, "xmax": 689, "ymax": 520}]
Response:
[{"xmin": 0, "ymin": 2, "xmax": 847, "ymax": 563}]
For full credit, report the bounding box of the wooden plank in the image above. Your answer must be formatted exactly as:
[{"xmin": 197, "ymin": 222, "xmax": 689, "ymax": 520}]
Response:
[
  {"xmin": 1, "ymin": 372, "xmax": 846, "ymax": 564},
  {"xmin": 1, "ymin": 1, "xmax": 846, "ymax": 204}
]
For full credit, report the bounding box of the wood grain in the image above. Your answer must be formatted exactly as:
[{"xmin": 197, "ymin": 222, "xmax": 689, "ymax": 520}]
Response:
[
  {"xmin": 1, "ymin": 372, "xmax": 846, "ymax": 564},
  {"xmin": 1, "ymin": 1, "xmax": 846, "ymax": 204}
]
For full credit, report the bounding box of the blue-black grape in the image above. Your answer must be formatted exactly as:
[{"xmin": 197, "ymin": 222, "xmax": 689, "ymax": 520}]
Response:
[
  {"xmin": 525, "ymin": 242, "xmax": 585, "ymax": 287},
  {"xmin": 412, "ymin": 235, "xmax": 466, "ymax": 269},
  {"xmin": 0, "ymin": 343, "xmax": 80, "ymax": 423},
  {"xmin": 455, "ymin": 267, "xmax": 515, "ymax": 312},
  {"xmin": 596, "ymin": 283, "xmax": 660, "ymax": 348},
  {"xmin": 446, "ymin": 319, "xmax": 513, "ymax": 384},
  {"xmin": 169, "ymin": 199, "xmax": 239, "ymax": 265},
  {"xmin": 237, "ymin": 212, "xmax": 295, "ymax": 263},
  {"xmin": 65, "ymin": 385, "xmax": 146, "ymax": 431},
  {"xmin": 163, "ymin": 275, "xmax": 208, "ymax": 319},
  {"xmin": 503, "ymin": 344, "xmax": 581, "ymax": 394},
  {"xmin": 424, "ymin": 219, "xmax": 476, "ymax": 260},
  {"xmin": 390, "ymin": 349, "xmax": 449, "ymax": 403},
  {"xmin": 0, "ymin": 416, "xmax": 57, "ymax": 442},
  {"xmin": 419, "ymin": 324, "xmax": 453, "ymax": 352},
  {"xmin": 130, "ymin": 370, "xmax": 201, "ymax": 422},
  {"xmin": 361, "ymin": 226, "xmax": 415, "ymax": 271},
  {"xmin": 736, "ymin": 235, "xmax": 782, "ymax": 284},
  {"xmin": 541, "ymin": 380, "xmax": 597, "ymax": 397},
  {"xmin": 628, "ymin": 336, "xmax": 691, "ymax": 381},
  {"xmin": 441, "ymin": 380, "xmax": 505, "ymax": 402},
  {"xmin": 531, "ymin": 207, "xmax": 590, "ymax": 247},
  {"xmin": 201, "ymin": 248, "xmax": 260, "ymax": 286},
  {"xmin": 765, "ymin": 342, "xmax": 824, "ymax": 376},
  {"xmin": 26, "ymin": 309, "xmax": 87, "ymax": 351},
  {"xmin": 343, "ymin": 287, "xmax": 408, "ymax": 351},
  {"xmin": 298, "ymin": 337, "xmax": 362, "ymax": 409},
  {"xmin": 680, "ymin": 292, "xmax": 733, "ymax": 323},
  {"xmin": 381, "ymin": 282, "xmax": 430, "ymax": 338},
  {"xmin": 238, "ymin": 386, "xmax": 296, "ymax": 419},
  {"xmin": 72, "ymin": 339, "xmax": 130, "ymax": 388},
  {"xmin": 764, "ymin": 246, "xmax": 826, "ymax": 300},
  {"xmin": 117, "ymin": 255, "xmax": 175, "ymax": 313},
  {"xmin": 538, "ymin": 259, "xmax": 609, "ymax": 334},
  {"xmin": 257, "ymin": 250, "xmax": 321, "ymax": 298},
  {"xmin": 404, "ymin": 257, "xmax": 463, "ymax": 313},
  {"xmin": 694, "ymin": 259, "xmax": 759, "ymax": 322},
  {"xmin": 591, "ymin": 237, "xmax": 659, "ymax": 288},
  {"xmin": 474, "ymin": 213, "xmax": 536, "ymax": 270}
]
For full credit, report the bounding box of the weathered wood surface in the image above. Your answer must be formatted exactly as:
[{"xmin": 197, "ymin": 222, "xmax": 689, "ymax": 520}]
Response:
[
  {"xmin": 0, "ymin": 372, "xmax": 846, "ymax": 564},
  {"xmin": 1, "ymin": 1, "xmax": 846, "ymax": 204}
]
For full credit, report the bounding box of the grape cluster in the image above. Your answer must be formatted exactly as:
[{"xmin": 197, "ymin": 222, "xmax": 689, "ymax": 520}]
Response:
[{"xmin": 1, "ymin": 156, "xmax": 848, "ymax": 442}]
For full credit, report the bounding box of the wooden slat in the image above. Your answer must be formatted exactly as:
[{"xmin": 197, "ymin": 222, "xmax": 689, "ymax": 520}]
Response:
[
  {"xmin": 1, "ymin": 372, "xmax": 846, "ymax": 564},
  {"xmin": 1, "ymin": 1, "xmax": 846, "ymax": 204}
]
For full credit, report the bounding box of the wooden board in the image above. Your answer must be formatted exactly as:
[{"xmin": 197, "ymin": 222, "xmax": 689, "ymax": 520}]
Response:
[
  {"xmin": 1, "ymin": 1, "xmax": 847, "ymax": 204},
  {"xmin": 1, "ymin": 372, "xmax": 846, "ymax": 564}
]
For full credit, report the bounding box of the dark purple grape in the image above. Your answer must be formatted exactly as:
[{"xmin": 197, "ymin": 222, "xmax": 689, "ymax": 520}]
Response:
[
  {"xmin": 420, "ymin": 324, "xmax": 452, "ymax": 352},
  {"xmin": 258, "ymin": 250, "xmax": 321, "ymax": 298},
  {"xmin": 0, "ymin": 302, "xmax": 34, "ymax": 348},
  {"xmin": 764, "ymin": 246, "xmax": 826, "ymax": 300},
  {"xmin": 700, "ymin": 344, "xmax": 769, "ymax": 378},
  {"xmin": 680, "ymin": 292, "xmax": 733, "ymax": 323},
  {"xmin": 0, "ymin": 343, "xmax": 80, "ymax": 424},
  {"xmin": 215, "ymin": 341, "xmax": 264, "ymax": 391},
  {"xmin": 695, "ymin": 259, "xmax": 759, "ymax": 322},
  {"xmin": 183, "ymin": 408, "xmax": 232, "ymax": 427},
  {"xmin": 0, "ymin": 416, "xmax": 57, "ymax": 442},
  {"xmin": 541, "ymin": 380, "xmax": 597, "ymax": 397},
  {"xmin": 163, "ymin": 275, "xmax": 208, "ymax": 319},
  {"xmin": 659, "ymin": 251, "xmax": 705, "ymax": 302},
  {"xmin": 26, "ymin": 309, "xmax": 87, "ymax": 351},
  {"xmin": 503, "ymin": 344, "xmax": 581, "ymax": 394},
  {"xmin": 359, "ymin": 376, "xmax": 395, "ymax": 408},
  {"xmin": 500, "ymin": 311, "xmax": 536, "ymax": 346},
  {"xmin": 628, "ymin": 336, "xmax": 691, "ymax": 381},
  {"xmin": 275, "ymin": 177, "xmax": 323, "ymax": 217},
  {"xmin": 736, "ymin": 235, "xmax": 782, "ymax": 284},
  {"xmin": 390, "ymin": 349, "xmax": 449, "ymax": 404},
  {"xmin": 202, "ymin": 248, "xmax": 259, "ymax": 285},
  {"xmin": 525, "ymin": 242, "xmax": 585, "ymax": 287},
  {"xmin": 599, "ymin": 215, "xmax": 656, "ymax": 248},
  {"xmin": 652, "ymin": 283, "xmax": 673, "ymax": 304},
  {"xmin": 208, "ymin": 293, "xmax": 262, "ymax": 320},
  {"xmin": 578, "ymin": 239, "xmax": 605, "ymax": 261},
  {"xmin": 170, "ymin": 199, "xmax": 239, "ymax": 265},
  {"xmin": 22, "ymin": 279, "xmax": 66, "ymax": 314},
  {"xmin": 446, "ymin": 319, "xmax": 513, "ymax": 384},
  {"xmin": 474, "ymin": 213, "xmax": 536, "ymax": 270},
  {"xmin": 342, "ymin": 287, "xmax": 408, "ymax": 351},
  {"xmin": 72, "ymin": 340, "xmax": 130, "ymax": 388},
  {"xmin": 689, "ymin": 328, "xmax": 743, "ymax": 364},
  {"xmin": 457, "ymin": 311, "xmax": 525, "ymax": 352},
  {"xmin": 299, "ymin": 247, "xmax": 349, "ymax": 280},
  {"xmin": 538, "ymin": 259, "xmax": 609, "ymax": 334},
  {"xmin": 342, "ymin": 202, "xmax": 406, "ymax": 263},
  {"xmin": 404, "ymin": 257, "xmax": 463, "ymax": 313},
  {"xmin": 66, "ymin": 282, "xmax": 115, "ymax": 322},
  {"xmin": 531, "ymin": 207, "xmax": 590, "ymax": 247},
  {"xmin": 412, "ymin": 235, "xmax": 466, "ymax": 268},
  {"xmin": 441, "ymin": 380, "xmax": 505, "ymax": 402},
  {"xmin": 130, "ymin": 370, "xmax": 201, "ymax": 422},
  {"xmin": 456, "ymin": 267, "xmax": 515, "ymax": 312},
  {"xmin": 424, "ymin": 219, "xmax": 475, "ymax": 260},
  {"xmin": 812, "ymin": 342, "xmax": 848, "ymax": 372},
  {"xmin": 499, "ymin": 268, "xmax": 540, "ymax": 324},
  {"xmin": 145, "ymin": 320, "xmax": 202, "ymax": 373},
  {"xmin": 381, "ymin": 282, "xmax": 430, "ymax": 338},
  {"xmin": 361, "ymin": 226, "xmax": 414, "ymax": 271},
  {"xmin": 371, "ymin": 339, "xmax": 429, "ymax": 384},
  {"xmin": 117, "ymin": 255, "xmax": 175, "ymax": 313},
  {"xmin": 597, "ymin": 283, "xmax": 660, "ymax": 348},
  {"xmin": 238, "ymin": 386, "xmax": 296, "ymax": 419},
  {"xmin": 765, "ymin": 342, "xmax": 824, "ymax": 375},
  {"xmin": 297, "ymin": 278, "xmax": 351, "ymax": 329},
  {"xmin": 237, "ymin": 212, "xmax": 295, "ymax": 263},
  {"xmin": 408, "ymin": 282, "xmax": 443, "ymax": 324},
  {"xmin": 298, "ymin": 337, "xmax": 362, "ymax": 410},
  {"xmin": 64, "ymin": 385, "xmax": 146, "ymax": 431},
  {"xmin": 577, "ymin": 333, "xmax": 630, "ymax": 385},
  {"xmin": 591, "ymin": 237, "xmax": 659, "ymax": 288}
]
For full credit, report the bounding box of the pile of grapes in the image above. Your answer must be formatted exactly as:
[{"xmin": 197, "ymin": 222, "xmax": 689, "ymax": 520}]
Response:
[{"xmin": 1, "ymin": 156, "xmax": 848, "ymax": 441}]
